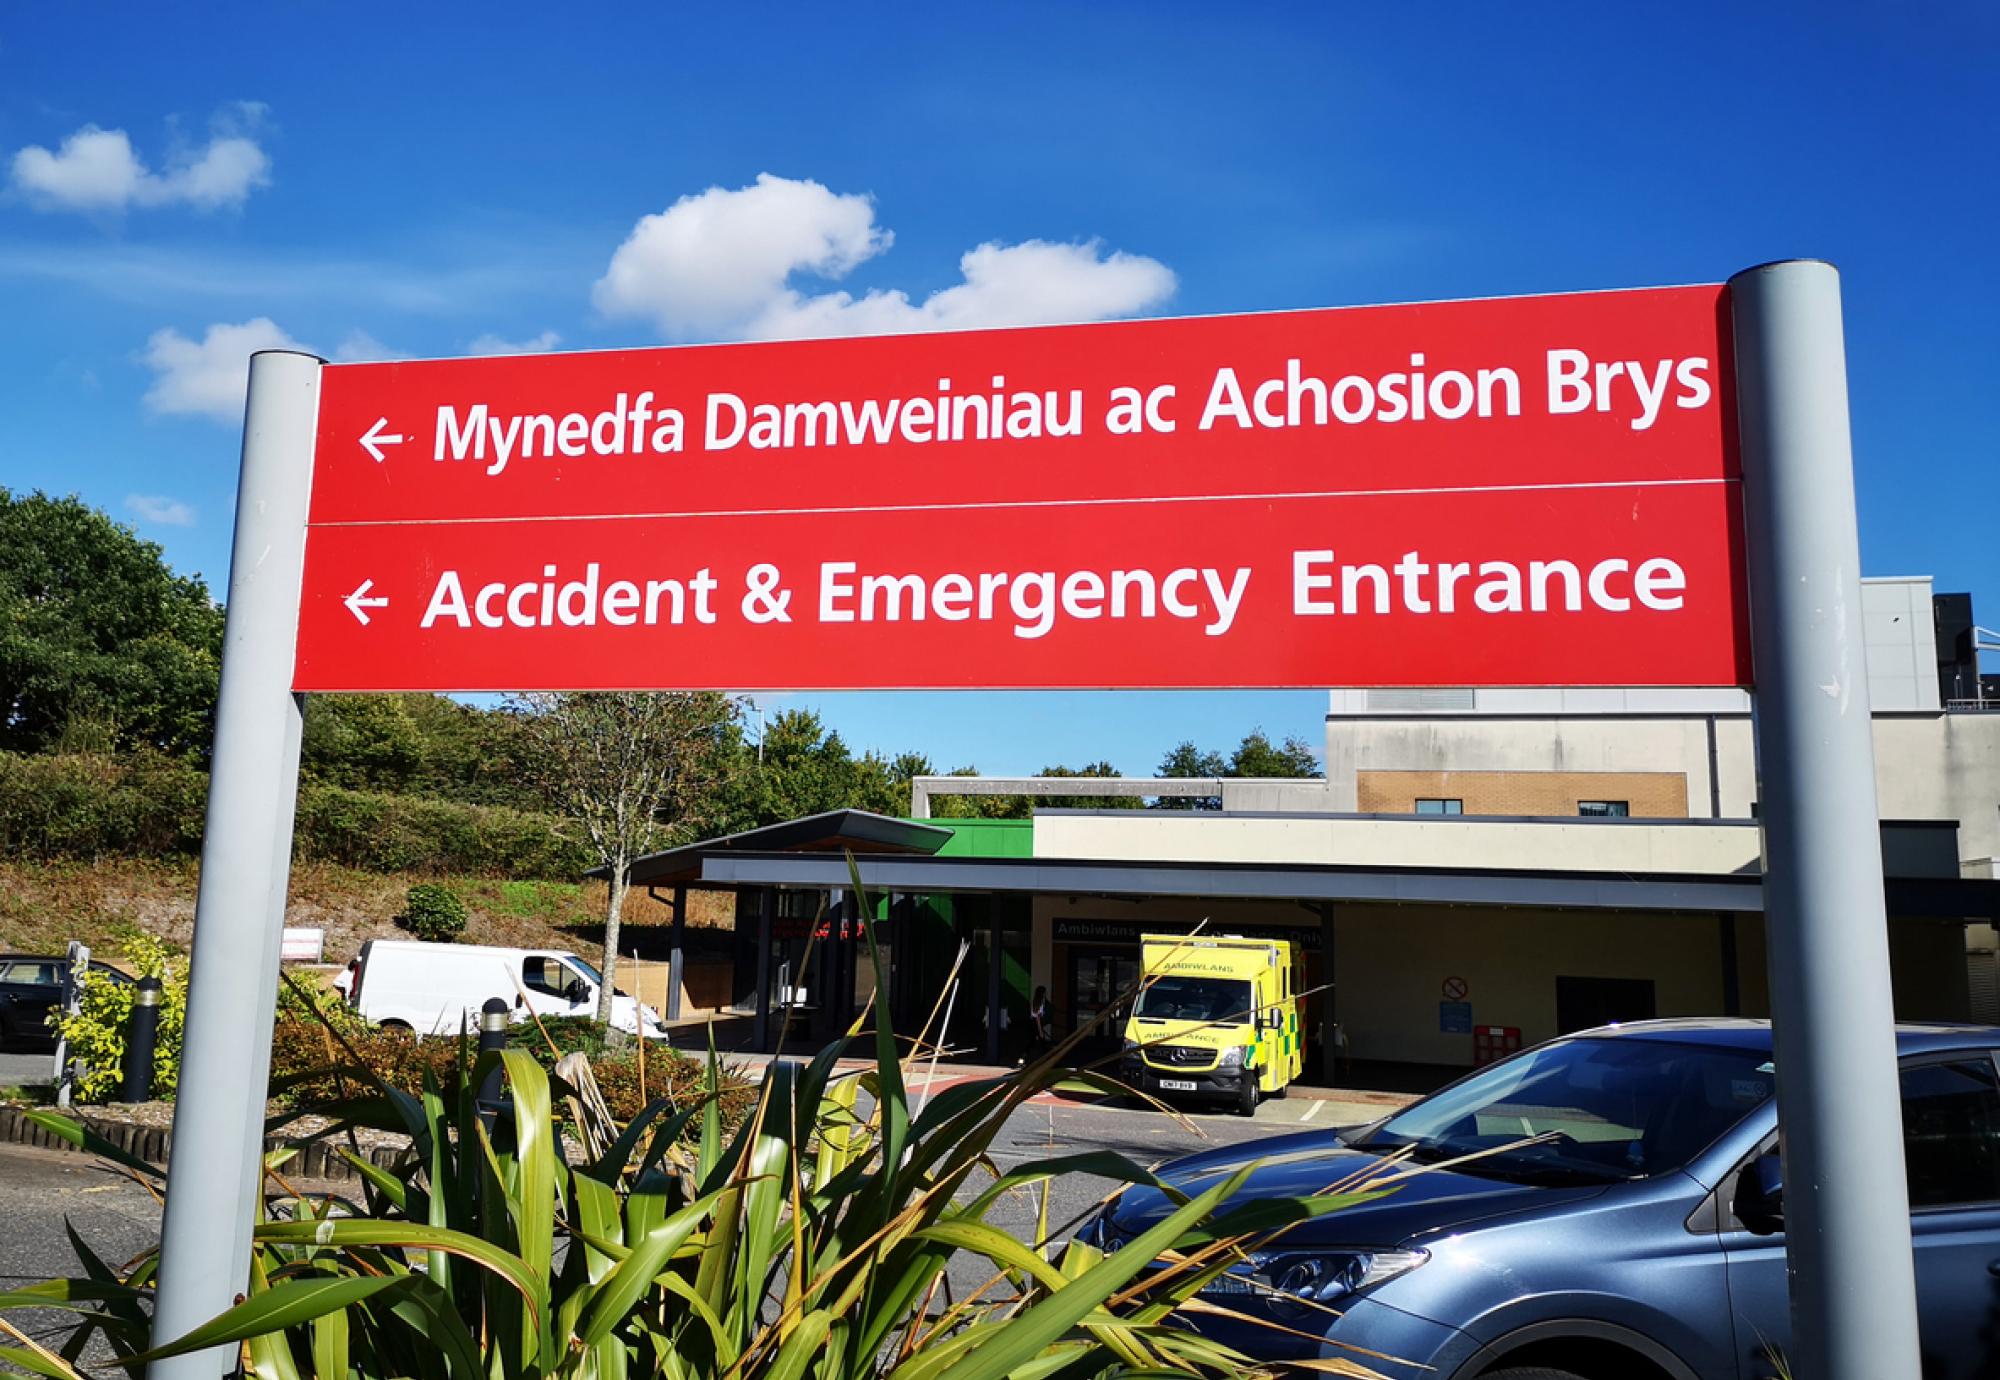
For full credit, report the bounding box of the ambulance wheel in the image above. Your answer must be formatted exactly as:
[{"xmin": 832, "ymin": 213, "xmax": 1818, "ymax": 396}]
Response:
[
  {"xmin": 1236, "ymin": 1078, "xmax": 1259, "ymax": 1117},
  {"xmin": 1270, "ymin": 1081, "xmax": 1288, "ymax": 1100}
]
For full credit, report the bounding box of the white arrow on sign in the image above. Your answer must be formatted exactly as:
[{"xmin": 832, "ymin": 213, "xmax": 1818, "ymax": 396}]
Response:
[
  {"xmin": 343, "ymin": 579, "xmax": 389, "ymax": 626},
  {"xmin": 359, "ymin": 417, "xmax": 406, "ymax": 463}
]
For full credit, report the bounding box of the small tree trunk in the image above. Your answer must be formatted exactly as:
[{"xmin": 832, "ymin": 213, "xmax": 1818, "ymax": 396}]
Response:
[{"xmin": 598, "ymin": 871, "xmax": 628, "ymax": 1025}]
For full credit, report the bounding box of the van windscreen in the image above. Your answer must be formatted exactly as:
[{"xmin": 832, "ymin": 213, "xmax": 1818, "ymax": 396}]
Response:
[{"xmin": 1135, "ymin": 976, "xmax": 1253, "ymax": 1024}]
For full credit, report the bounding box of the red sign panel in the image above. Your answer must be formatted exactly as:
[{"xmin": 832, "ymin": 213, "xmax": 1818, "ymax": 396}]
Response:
[{"xmin": 295, "ymin": 285, "xmax": 1747, "ymax": 692}]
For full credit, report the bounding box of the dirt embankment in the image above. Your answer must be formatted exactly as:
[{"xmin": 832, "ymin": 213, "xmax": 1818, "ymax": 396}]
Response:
[{"xmin": 0, "ymin": 860, "xmax": 657, "ymax": 963}]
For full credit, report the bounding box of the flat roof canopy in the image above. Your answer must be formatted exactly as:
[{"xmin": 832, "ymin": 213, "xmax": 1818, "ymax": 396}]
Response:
[
  {"xmin": 599, "ymin": 810, "xmax": 954, "ymax": 888},
  {"xmin": 694, "ymin": 849, "xmax": 2000, "ymax": 921}
]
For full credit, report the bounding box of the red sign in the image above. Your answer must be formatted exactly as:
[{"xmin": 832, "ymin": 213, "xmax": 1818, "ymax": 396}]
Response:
[{"xmin": 295, "ymin": 285, "xmax": 1747, "ymax": 692}]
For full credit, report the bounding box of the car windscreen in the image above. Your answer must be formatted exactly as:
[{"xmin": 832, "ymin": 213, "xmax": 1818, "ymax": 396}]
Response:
[
  {"xmin": 1134, "ymin": 976, "xmax": 1253, "ymax": 1024},
  {"xmin": 564, "ymin": 956, "xmax": 604, "ymax": 986},
  {"xmin": 1360, "ymin": 1035, "xmax": 1775, "ymax": 1181}
]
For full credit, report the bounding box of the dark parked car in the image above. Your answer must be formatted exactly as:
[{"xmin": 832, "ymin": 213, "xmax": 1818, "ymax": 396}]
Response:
[
  {"xmin": 1085, "ymin": 1018, "xmax": 2000, "ymax": 1379},
  {"xmin": 0, "ymin": 955, "xmax": 127, "ymax": 1051}
]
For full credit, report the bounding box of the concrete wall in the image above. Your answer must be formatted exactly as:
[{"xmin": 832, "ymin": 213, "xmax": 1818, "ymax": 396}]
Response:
[
  {"xmin": 1863, "ymin": 576, "xmax": 1944, "ymax": 713},
  {"xmin": 1332, "ymin": 906, "xmax": 1730, "ymax": 1064},
  {"xmin": 1323, "ymin": 714, "xmax": 1757, "ymax": 816},
  {"xmin": 617, "ymin": 958, "xmax": 733, "ymax": 1017},
  {"xmin": 1323, "ymin": 710, "xmax": 2000, "ymax": 870},
  {"xmin": 1326, "ymin": 906, "xmax": 1956, "ymax": 1067},
  {"xmin": 1033, "ymin": 810, "xmax": 1763, "ymax": 875}
]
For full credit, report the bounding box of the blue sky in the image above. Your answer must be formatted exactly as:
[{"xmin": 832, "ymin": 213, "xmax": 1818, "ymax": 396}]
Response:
[{"xmin": 2, "ymin": 4, "xmax": 1994, "ymax": 775}]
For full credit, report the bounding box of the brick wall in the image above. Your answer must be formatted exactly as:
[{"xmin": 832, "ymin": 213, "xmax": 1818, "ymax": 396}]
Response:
[{"xmin": 1356, "ymin": 770, "xmax": 1688, "ymax": 817}]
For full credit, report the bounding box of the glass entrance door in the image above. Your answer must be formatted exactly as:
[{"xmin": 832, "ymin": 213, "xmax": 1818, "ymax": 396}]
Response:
[{"xmin": 1068, "ymin": 949, "xmax": 1140, "ymax": 1057}]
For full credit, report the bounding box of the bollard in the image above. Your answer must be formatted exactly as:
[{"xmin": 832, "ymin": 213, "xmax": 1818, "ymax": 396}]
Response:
[
  {"xmin": 121, "ymin": 977, "xmax": 164, "ymax": 1103},
  {"xmin": 475, "ymin": 997, "xmax": 510, "ymax": 1131}
]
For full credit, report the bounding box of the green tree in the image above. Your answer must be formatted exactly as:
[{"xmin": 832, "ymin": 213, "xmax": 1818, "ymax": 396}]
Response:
[
  {"xmin": 0, "ymin": 490, "xmax": 224, "ymax": 756},
  {"xmin": 1227, "ymin": 728, "xmax": 1321, "ymax": 778},
  {"xmin": 1154, "ymin": 740, "xmax": 1228, "ymax": 810},
  {"xmin": 516, "ymin": 691, "xmax": 738, "ymax": 1024},
  {"xmin": 1151, "ymin": 729, "xmax": 1319, "ymax": 808},
  {"xmin": 720, "ymin": 708, "xmax": 914, "ymax": 828}
]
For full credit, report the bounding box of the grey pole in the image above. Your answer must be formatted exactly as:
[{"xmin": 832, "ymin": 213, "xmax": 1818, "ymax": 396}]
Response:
[
  {"xmin": 1731, "ymin": 260, "xmax": 1920, "ymax": 1380},
  {"xmin": 152, "ymin": 350, "xmax": 321, "ymax": 1380}
]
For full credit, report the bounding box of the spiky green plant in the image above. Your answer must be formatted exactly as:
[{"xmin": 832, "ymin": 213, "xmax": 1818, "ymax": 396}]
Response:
[{"xmin": 2, "ymin": 866, "xmax": 1396, "ymax": 1380}]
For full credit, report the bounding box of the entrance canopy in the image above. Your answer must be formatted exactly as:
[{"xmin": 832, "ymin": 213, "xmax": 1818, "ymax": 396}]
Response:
[
  {"xmin": 690, "ymin": 848, "xmax": 2000, "ymax": 921},
  {"xmin": 596, "ymin": 809, "xmax": 954, "ymax": 888}
]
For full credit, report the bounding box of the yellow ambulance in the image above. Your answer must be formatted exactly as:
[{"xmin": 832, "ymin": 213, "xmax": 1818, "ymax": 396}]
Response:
[{"xmin": 1119, "ymin": 934, "xmax": 1302, "ymax": 1115}]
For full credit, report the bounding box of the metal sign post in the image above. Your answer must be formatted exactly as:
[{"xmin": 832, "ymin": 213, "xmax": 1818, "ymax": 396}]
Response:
[
  {"xmin": 1732, "ymin": 259, "xmax": 1922, "ymax": 1379},
  {"xmin": 150, "ymin": 349, "xmax": 320, "ymax": 1380}
]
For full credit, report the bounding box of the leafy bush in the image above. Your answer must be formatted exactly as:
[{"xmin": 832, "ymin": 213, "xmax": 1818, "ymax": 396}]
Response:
[
  {"xmin": 274, "ymin": 970, "xmax": 368, "ymax": 1035},
  {"xmin": 51, "ymin": 933, "xmax": 188, "ymax": 1102},
  {"xmin": 400, "ymin": 883, "xmax": 467, "ymax": 942}
]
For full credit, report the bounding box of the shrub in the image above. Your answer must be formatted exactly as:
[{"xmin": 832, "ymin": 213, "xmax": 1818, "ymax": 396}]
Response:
[
  {"xmin": 52, "ymin": 933, "xmax": 188, "ymax": 1102},
  {"xmin": 266, "ymin": 1015, "xmax": 751, "ymax": 1127},
  {"xmin": 399, "ymin": 882, "xmax": 466, "ymax": 942}
]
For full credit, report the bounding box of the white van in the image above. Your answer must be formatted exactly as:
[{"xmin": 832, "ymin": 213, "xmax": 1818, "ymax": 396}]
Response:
[{"xmin": 346, "ymin": 939, "xmax": 667, "ymax": 1038}]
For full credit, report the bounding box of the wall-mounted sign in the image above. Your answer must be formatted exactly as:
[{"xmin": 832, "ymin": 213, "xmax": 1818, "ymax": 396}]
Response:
[
  {"xmin": 1051, "ymin": 918, "xmax": 1324, "ymax": 951},
  {"xmin": 1439, "ymin": 1000, "xmax": 1474, "ymax": 1034},
  {"xmin": 293, "ymin": 286, "xmax": 1747, "ymax": 692},
  {"xmin": 1442, "ymin": 975, "xmax": 1470, "ymax": 1001}
]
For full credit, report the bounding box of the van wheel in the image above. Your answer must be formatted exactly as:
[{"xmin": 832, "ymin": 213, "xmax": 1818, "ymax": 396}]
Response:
[
  {"xmin": 1236, "ymin": 1078, "xmax": 1258, "ymax": 1117},
  {"xmin": 379, "ymin": 1019, "xmax": 413, "ymax": 1035}
]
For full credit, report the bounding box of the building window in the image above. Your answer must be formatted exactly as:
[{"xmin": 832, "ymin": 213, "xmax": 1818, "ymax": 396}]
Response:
[
  {"xmin": 1578, "ymin": 800, "xmax": 1630, "ymax": 817},
  {"xmin": 1415, "ymin": 798, "xmax": 1463, "ymax": 816}
]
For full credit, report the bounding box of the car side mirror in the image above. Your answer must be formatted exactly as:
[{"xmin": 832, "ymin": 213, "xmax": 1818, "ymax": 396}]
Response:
[
  {"xmin": 1734, "ymin": 1150, "xmax": 1785, "ymax": 1235},
  {"xmin": 566, "ymin": 981, "xmax": 588, "ymax": 1005}
]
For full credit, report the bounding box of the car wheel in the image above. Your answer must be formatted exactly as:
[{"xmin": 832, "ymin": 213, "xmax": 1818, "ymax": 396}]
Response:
[
  {"xmin": 378, "ymin": 1019, "xmax": 414, "ymax": 1034},
  {"xmin": 1236, "ymin": 1077, "xmax": 1258, "ymax": 1117}
]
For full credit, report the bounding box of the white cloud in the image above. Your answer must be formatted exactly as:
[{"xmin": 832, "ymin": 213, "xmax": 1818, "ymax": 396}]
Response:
[
  {"xmin": 747, "ymin": 239, "xmax": 1179, "ymax": 341},
  {"xmin": 140, "ymin": 317, "xmax": 308, "ymax": 422},
  {"xmin": 466, "ymin": 329, "xmax": 561, "ymax": 356},
  {"xmin": 11, "ymin": 106, "xmax": 271, "ymax": 212},
  {"xmin": 125, "ymin": 494, "xmax": 196, "ymax": 527},
  {"xmin": 593, "ymin": 174, "xmax": 889, "ymax": 339},
  {"xmin": 593, "ymin": 174, "xmax": 1174, "ymax": 342}
]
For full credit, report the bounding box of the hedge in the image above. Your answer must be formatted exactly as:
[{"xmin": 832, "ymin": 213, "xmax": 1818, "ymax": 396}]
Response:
[
  {"xmin": 0, "ymin": 750, "xmax": 591, "ymax": 878},
  {"xmin": 294, "ymin": 783, "xmax": 591, "ymax": 876}
]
